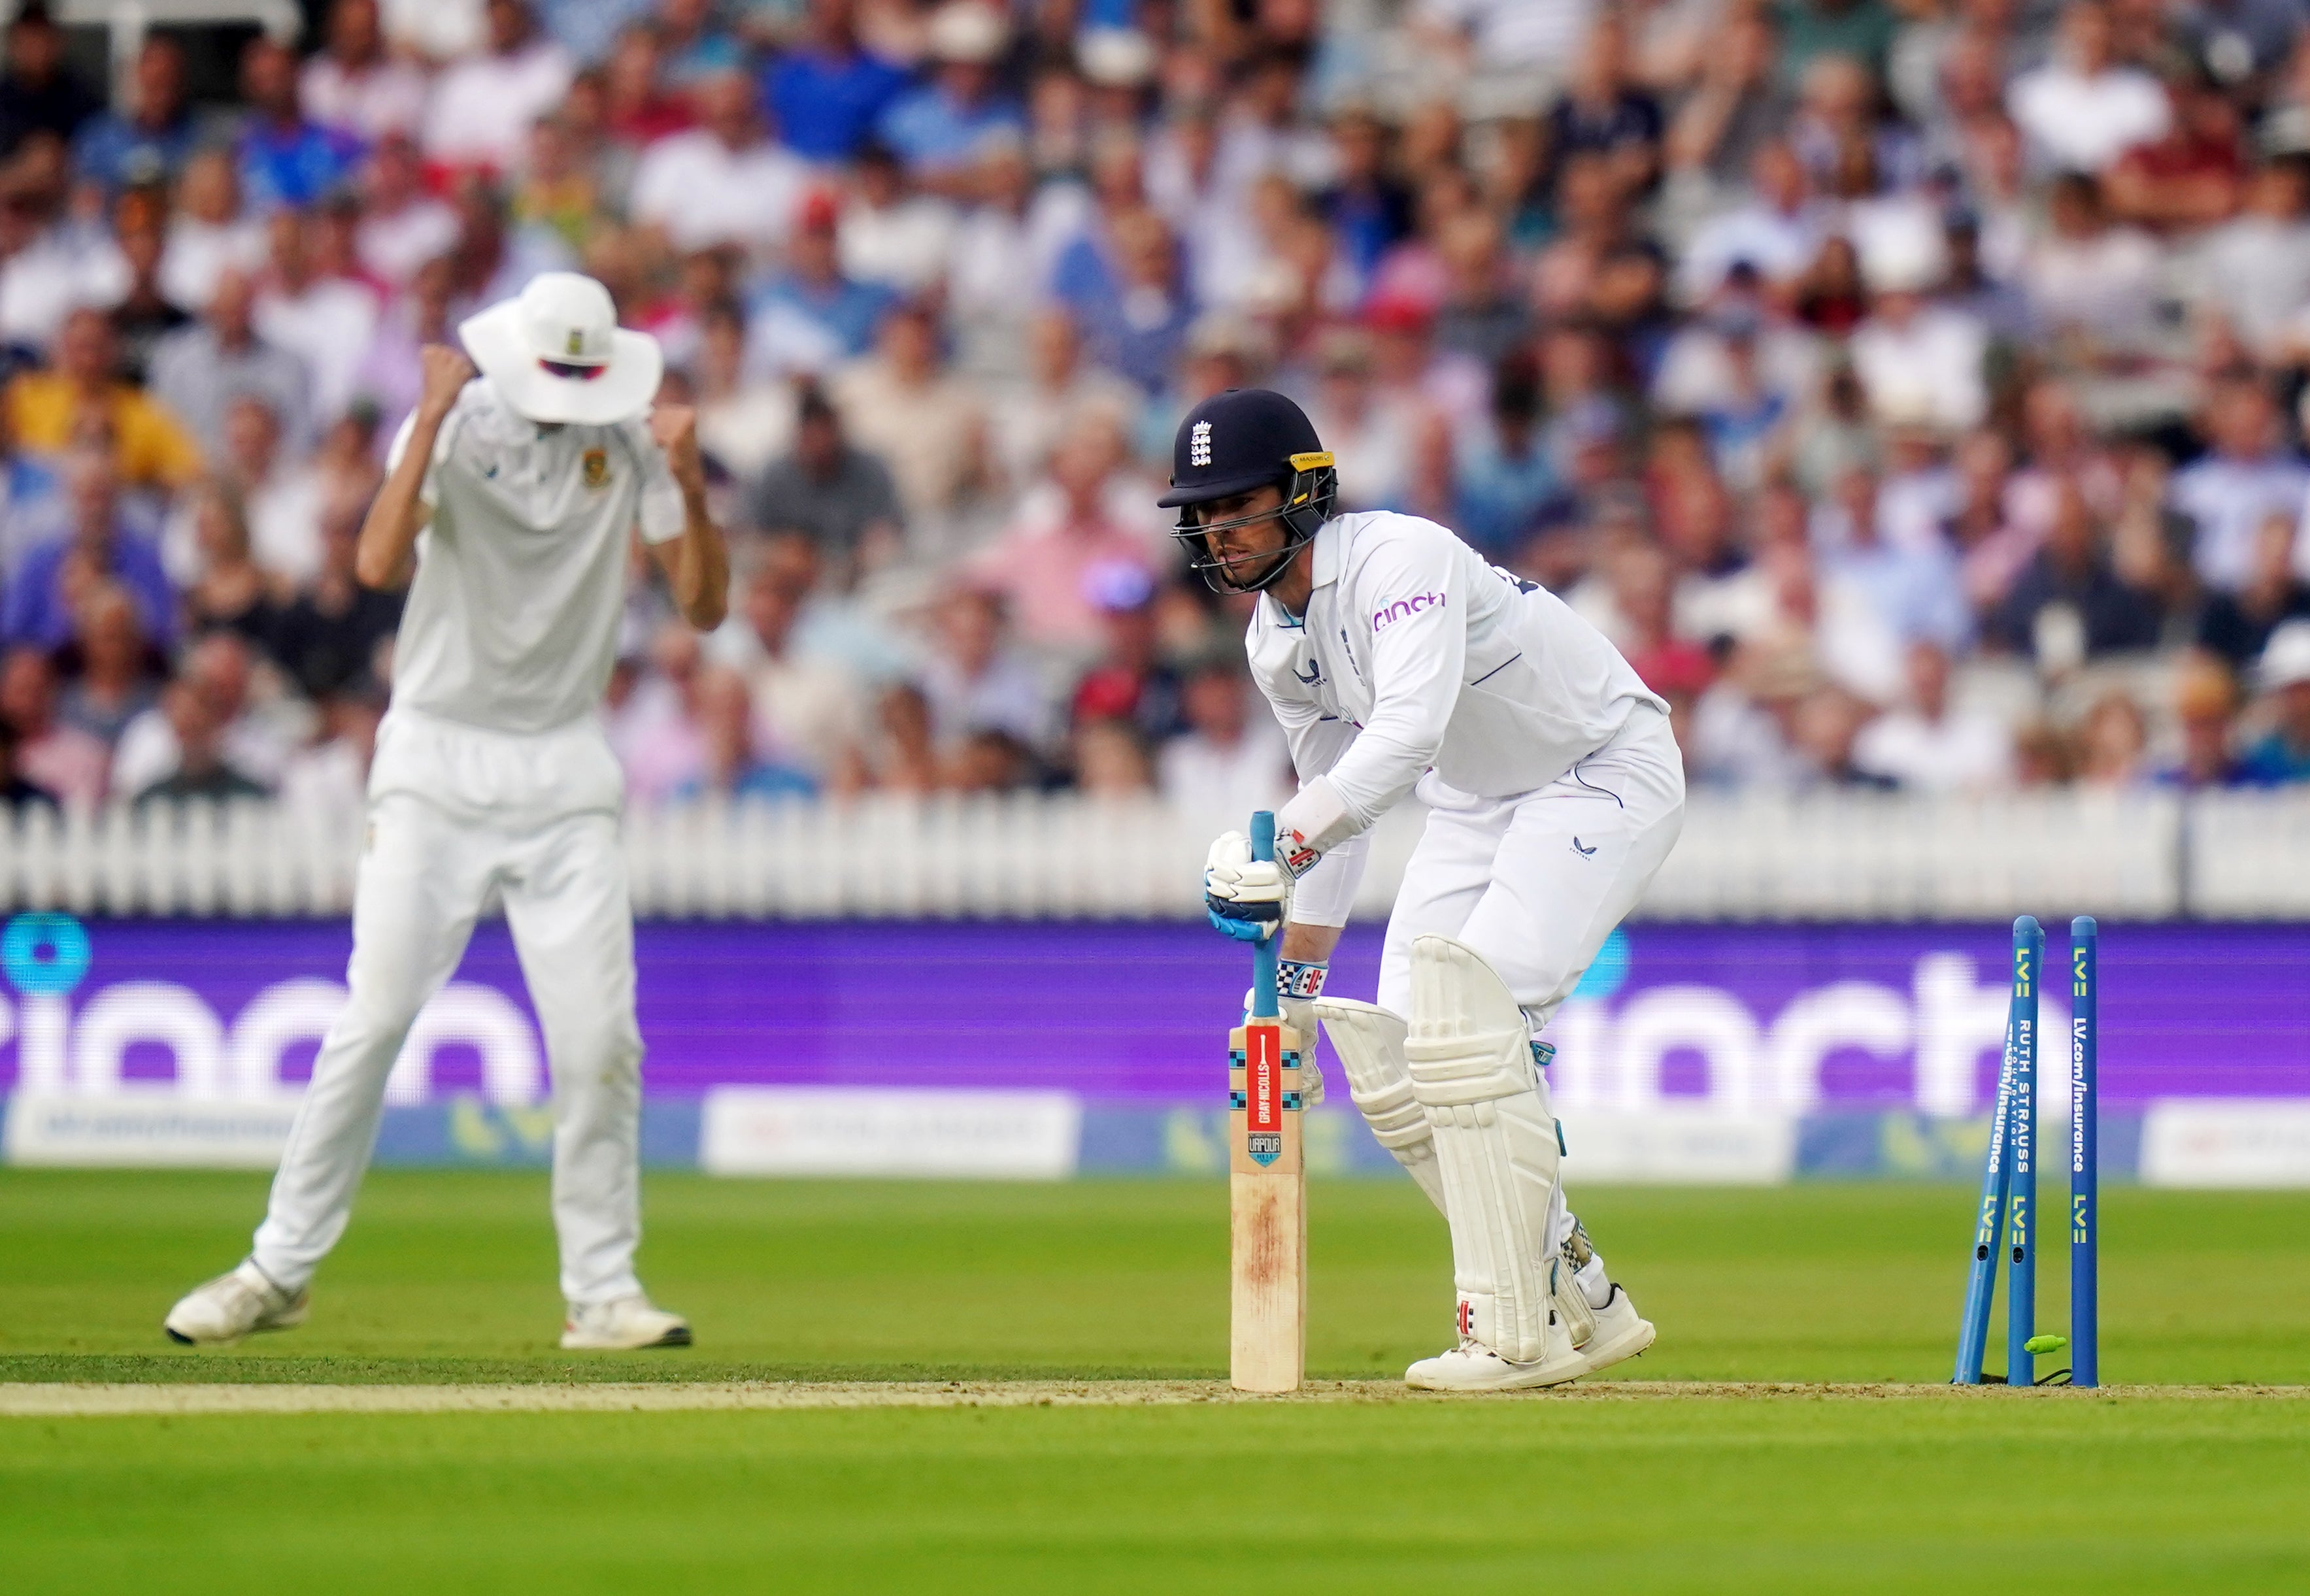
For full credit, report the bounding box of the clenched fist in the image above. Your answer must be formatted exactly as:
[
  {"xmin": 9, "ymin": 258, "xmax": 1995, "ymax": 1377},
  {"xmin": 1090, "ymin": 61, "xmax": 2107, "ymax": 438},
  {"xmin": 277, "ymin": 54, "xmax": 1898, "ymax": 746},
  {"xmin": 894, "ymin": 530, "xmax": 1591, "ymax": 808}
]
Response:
[
  {"xmin": 648, "ymin": 404, "xmax": 707, "ymax": 497},
  {"xmin": 416, "ymin": 344, "xmax": 476, "ymax": 423}
]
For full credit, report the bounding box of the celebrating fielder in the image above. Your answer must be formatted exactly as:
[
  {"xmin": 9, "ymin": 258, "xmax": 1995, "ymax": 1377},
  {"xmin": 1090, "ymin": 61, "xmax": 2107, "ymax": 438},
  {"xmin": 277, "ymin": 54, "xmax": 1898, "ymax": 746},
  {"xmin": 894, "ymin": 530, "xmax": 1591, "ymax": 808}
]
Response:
[
  {"xmin": 1179, "ymin": 388, "xmax": 1683, "ymax": 1391},
  {"xmin": 165, "ymin": 273, "xmax": 728, "ymax": 1352}
]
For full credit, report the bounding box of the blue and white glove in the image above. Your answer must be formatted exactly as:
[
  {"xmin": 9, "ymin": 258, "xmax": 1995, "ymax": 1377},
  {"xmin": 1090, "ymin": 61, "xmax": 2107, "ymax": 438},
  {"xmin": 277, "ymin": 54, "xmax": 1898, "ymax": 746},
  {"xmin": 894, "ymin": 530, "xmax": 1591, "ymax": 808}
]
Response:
[{"xmin": 1204, "ymin": 830, "xmax": 1292, "ymax": 942}]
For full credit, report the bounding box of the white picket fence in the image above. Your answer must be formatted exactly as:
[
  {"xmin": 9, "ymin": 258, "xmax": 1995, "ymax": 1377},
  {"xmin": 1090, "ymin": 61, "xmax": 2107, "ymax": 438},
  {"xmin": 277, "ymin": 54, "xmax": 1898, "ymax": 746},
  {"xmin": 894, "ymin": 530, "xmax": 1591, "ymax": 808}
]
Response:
[{"xmin": 0, "ymin": 789, "xmax": 2303, "ymax": 920}]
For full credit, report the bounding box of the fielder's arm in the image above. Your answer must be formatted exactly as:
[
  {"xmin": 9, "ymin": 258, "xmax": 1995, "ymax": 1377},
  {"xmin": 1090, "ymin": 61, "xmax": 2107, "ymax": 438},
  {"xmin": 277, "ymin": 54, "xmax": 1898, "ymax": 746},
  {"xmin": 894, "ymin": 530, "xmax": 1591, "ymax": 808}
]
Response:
[
  {"xmin": 645, "ymin": 405, "xmax": 730, "ymax": 631},
  {"xmin": 357, "ymin": 345, "xmax": 473, "ymax": 589}
]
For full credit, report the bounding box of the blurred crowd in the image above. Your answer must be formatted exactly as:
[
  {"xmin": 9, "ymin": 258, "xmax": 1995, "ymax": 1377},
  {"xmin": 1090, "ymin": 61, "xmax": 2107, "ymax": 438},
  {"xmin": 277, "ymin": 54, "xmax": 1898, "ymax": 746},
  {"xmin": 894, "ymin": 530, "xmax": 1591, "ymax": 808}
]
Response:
[{"xmin": 3, "ymin": 0, "xmax": 2310, "ymax": 822}]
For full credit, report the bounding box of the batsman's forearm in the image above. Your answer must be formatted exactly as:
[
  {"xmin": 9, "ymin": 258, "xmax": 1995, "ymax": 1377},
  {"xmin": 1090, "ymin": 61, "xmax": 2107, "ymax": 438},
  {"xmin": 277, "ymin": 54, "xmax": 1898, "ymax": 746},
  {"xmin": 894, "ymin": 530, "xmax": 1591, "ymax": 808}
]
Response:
[
  {"xmin": 1280, "ymin": 922, "xmax": 1343, "ymax": 964},
  {"xmin": 354, "ymin": 412, "xmax": 444, "ymax": 589},
  {"xmin": 669, "ymin": 490, "xmax": 729, "ymax": 631}
]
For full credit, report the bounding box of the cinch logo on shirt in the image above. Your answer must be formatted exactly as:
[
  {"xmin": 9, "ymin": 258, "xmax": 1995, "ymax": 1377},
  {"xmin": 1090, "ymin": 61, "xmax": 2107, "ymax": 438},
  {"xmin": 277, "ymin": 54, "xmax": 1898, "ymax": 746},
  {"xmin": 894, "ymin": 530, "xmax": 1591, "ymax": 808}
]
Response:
[{"xmin": 1373, "ymin": 592, "xmax": 1445, "ymax": 631}]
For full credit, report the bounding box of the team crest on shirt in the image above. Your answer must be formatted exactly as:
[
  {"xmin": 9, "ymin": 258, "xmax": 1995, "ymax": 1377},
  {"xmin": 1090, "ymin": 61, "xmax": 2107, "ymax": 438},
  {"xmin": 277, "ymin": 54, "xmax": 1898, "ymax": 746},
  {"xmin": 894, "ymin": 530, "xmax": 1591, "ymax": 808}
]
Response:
[{"xmin": 582, "ymin": 447, "xmax": 609, "ymax": 489}]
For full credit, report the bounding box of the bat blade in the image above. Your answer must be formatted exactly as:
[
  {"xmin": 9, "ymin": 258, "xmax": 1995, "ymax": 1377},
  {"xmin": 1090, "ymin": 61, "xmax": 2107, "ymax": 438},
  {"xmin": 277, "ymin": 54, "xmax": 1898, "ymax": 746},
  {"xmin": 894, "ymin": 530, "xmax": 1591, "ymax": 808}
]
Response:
[{"xmin": 1229, "ymin": 1015, "xmax": 1305, "ymax": 1393}]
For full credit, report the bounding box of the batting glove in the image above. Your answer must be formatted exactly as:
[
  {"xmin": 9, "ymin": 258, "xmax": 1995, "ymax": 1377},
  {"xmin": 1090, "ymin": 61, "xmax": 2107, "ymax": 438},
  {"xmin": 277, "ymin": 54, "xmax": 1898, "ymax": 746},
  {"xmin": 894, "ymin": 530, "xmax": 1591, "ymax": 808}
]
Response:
[{"xmin": 1203, "ymin": 830, "xmax": 1292, "ymax": 942}]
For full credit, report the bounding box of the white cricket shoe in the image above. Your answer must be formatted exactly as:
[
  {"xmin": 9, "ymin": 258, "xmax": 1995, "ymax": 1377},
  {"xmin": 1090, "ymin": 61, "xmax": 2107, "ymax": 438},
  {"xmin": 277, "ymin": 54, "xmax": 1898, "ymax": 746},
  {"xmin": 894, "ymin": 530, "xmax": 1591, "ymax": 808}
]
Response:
[
  {"xmin": 560, "ymin": 1294, "xmax": 692, "ymax": 1350},
  {"xmin": 163, "ymin": 1261, "xmax": 309, "ymax": 1346},
  {"xmin": 1568, "ymin": 1284, "xmax": 1656, "ymax": 1378},
  {"xmin": 1406, "ymin": 1293, "xmax": 1586, "ymax": 1392},
  {"xmin": 1406, "ymin": 1332, "xmax": 1587, "ymax": 1392}
]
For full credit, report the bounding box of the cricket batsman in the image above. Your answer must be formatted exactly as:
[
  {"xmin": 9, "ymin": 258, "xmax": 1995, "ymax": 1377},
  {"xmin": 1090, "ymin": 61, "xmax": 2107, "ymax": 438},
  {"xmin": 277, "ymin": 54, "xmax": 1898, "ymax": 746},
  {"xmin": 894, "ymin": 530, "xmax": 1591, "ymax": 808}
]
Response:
[
  {"xmin": 165, "ymin": 273, "xmax": 728, "ymax": 1351},
  {"xmin": 1176, "ymin": 388, "xmax": 1682, "ymax": 1391}
]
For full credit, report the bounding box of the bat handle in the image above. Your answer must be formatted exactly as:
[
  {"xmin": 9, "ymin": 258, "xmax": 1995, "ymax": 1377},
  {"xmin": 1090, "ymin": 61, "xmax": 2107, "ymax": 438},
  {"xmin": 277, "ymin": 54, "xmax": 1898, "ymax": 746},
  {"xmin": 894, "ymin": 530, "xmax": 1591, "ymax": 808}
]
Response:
[{"xmin": 1249, "ymin": 810, "xmax": 1279, "ymax": 1020}]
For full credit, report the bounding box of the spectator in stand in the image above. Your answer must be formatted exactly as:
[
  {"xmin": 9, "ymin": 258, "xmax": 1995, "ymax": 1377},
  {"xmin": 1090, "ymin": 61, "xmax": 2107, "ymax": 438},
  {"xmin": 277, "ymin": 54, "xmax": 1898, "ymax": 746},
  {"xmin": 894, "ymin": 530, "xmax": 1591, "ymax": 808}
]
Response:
[
  {"xmin": 204, "ymin": 395, "xmax": 324, "ymax": 586},
  {"xmin": 1453, "ymin": 352, "xmax": 1557, "ymax": 555},
  {"xmin": 1069, "ymin": 563, "xmax": 1184, "ymax": 747},
  {"xmin": 55, "ymin": 582, "xmax": 161, "ymax": 748},
  {"xmin": 1156, "ymin": 652, "xmax": 1290, "ymax": 820},
  {"xmin": 0, "ymin": 3, "xmax": 98, "ymax": 159},
  {"xmin": 913, "ymin": 586, "xmax": 1053, "ymax": 757},
  {"xmin": 5, "ymin": 308, "xmax": 201, "ymax": 489},
  {"xmin": 2196, "ymin": 512, "xmax": 2310, "ymax": 668},
  {"xmin": 691, "ymin": 299, "xmax": 792, "ymax": 482},
  {"xmin": 355, "ymin": 135, "xmax": 458, "ymax": 289},
  {"xmin": 828, "ymin": 301, "xmax": 987, "ymax": 543},
  {"xmin": 272, "ymin": 507, "xmax": 401, "ymax": 701},
  {"xmin": 2198, "ymin": 158, "xmax": 2310, "ymax": 358},
  {"xmin": 629, "ymin": 69, "xmax": 808, "ymax": 256},
  {"xmin": 0, "ymin": 645, "xmax": 108, "ymax": 808},
  {"xmin": 178, "ymin": 484, "xmax": 286, "ymax": 651},
  {"xmin": 2159, "ymin": 655, "xmax": 2248, "ymax": 787},
  {"xmin": 1061, "ymin": 207, "xmax": 1195, "ymax": 395},
  {"xmin": 107, "ymin": 212, "xmax": 192, "ymax": 387},
  {"xmin": 839, "ymin": 142, "xmax": 958, "ymax": 295},
  {"xmin": 671, "ymin": 665, "xmax": 816, "ymax": 803},
  {"xmin": 879, "ymin": 3, "xmax": 1025, "ymax": 190},
  {"xmin": 0, "ymin": 722, "xmax": 59, "ymax": 810},
  {"xmin": 351, "ymin": 254, "xmax": 455, "ymax": 439},
  {"xmin": 112, "ymin": 630, "xmax": 293, "ymax": 798},
  {"xmin": 73, "ymin": 36, "xmax": 197, "ymax": 193},
  {"xmin": 984, "ymin": 308, "xmax": 1139, "ymax": 495},
  {"xmin": 740, "ymin": 382, "xmax": 901, "ymax": 578},
  {"xmin": 301, "ymin": 0, "xmax": 430, "ymax": 144},
  {"xmin": 158, "ymin": 149, "xmax": 267, "ymax": 312},
  {"xmin": 967, "ymin": 408, "xmax": 1152, "ymax": 652},
  {"xmin": 5, "ymin": 450, "xmax": 175, "ymax": 651},
  {"xmin": 2073, "ymin": 691, "xmax": 2151, "ymax": 788},
  {"xmin": 235, "ymin": 38, "xmax": 365, "ymax": 216},
  {"xmin": 1852, "ymin": 640, "xmax": 2014, "ymax": 791},
  {"xmin": 1987, "ymin": 476, "xmax": 2162, "ymax": 665},
  {"xmin": 276, "ymin": 686, "xmax": 381, "ymax": 819},
  {"xmin": 716, "ymin": 535, "xmax": 865, "ymax": 788},
  {"xmin": 252, "ymin": 210, "xmax": 380, "ymax": 425},
  {"xmin": 2241, "ymin": 620, "xmax": 2310, "ymax": 783},
  {"xmin": 1071, "ymin": 715, "xmax": 1155, "ymax": 795},
  {"xmin": 148, "ymin": 269, "xmax": 313, "ymax": 463},
  {"xmin": 2007, "ymin": 1, "xmax": 2170, "ymax": 176},
  {"xmin": 2170, "ymin": 378, "xmax": 2310, "ymax": 593},
  {"xmin": 130, "ymin": 677, "xmax": 271, "ymax": 806},
  {"xmin": 766, "ymin": 0, "xmax": 911, "ymax": 163},
  {"xmin": 743, "ymin": 188, "xmax": 892, "ymax": 376},
  {"xmin": 426, "ymin": 0, "xmax": 576, "ymax": 172}
]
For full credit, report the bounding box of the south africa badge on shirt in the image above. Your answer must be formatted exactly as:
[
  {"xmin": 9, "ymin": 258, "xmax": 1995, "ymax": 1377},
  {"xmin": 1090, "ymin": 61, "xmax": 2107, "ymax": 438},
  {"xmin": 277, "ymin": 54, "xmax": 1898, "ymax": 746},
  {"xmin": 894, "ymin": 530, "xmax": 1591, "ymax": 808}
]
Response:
[{"xmin": 582, "ymin": 447, "xmax": 609, "ymax": 490}]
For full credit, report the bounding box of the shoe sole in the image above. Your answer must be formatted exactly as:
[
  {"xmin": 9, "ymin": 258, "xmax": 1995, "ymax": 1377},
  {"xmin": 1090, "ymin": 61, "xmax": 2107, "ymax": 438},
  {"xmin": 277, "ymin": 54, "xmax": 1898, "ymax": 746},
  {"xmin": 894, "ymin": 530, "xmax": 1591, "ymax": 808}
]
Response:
[
  {"xmin": 1405, "ymin": 1354, "xmax": 1588, "ymax": 1392},
  {"xmin": 1573, "ymin": 1318, "xmax": 1657, "ymax": 1380},
  {"xmin": 161, "ymin": 1303, "xmax": 307, "ymax": 1349},
  {"xmin": 558, "ymin": 1324, "xmax": 694, "ymax": 1351}
]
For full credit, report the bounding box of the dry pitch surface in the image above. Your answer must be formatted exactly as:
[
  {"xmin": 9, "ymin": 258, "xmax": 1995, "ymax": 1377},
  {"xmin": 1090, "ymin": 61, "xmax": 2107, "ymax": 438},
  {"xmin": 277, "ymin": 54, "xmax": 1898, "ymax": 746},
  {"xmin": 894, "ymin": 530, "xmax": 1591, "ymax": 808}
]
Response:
[{"xmin": 7, "ymin": 1378, "xmax": 2308, "ymax": 1415}]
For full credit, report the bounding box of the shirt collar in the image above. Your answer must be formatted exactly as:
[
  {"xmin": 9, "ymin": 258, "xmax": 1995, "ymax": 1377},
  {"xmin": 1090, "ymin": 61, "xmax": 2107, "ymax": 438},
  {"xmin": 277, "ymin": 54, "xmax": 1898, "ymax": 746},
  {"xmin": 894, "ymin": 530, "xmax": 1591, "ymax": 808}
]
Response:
[{"xmin": 1309, "ymin": 516, "xmax": 1343, "ymax": 590}]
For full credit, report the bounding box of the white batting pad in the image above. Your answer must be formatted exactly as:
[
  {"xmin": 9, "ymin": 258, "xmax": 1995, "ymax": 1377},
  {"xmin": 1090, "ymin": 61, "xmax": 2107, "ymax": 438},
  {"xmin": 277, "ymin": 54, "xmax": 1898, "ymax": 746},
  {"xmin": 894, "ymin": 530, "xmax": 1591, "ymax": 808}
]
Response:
[
  {"xmin": 1405, "ymin": 935, "xmax": 1563, "ymax": 1363},
  {"xmin": 1314, "ymin": 998, "xmax": 1442, "ymax": 1214}
]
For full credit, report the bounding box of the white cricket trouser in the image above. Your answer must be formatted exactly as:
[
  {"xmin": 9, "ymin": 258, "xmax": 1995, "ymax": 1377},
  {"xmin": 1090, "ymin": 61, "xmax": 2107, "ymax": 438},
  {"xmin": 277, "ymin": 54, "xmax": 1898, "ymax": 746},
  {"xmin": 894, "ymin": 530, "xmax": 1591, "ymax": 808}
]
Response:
[
  {"xmin": 252, "ymin": 711, "xmax": 646, "ymax": 1306},
  {"xmin": 1378, "ymin": 707, "xmax": 1684, "ymax": 1256}
]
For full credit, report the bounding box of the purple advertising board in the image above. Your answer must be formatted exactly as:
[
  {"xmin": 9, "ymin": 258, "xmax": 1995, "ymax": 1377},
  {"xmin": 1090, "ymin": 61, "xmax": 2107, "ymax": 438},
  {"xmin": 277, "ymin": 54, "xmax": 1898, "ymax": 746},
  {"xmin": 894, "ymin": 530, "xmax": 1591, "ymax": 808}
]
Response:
[{"xmin": 0, "ymin": 918, "xmax": 2303, "ymax": 1112}]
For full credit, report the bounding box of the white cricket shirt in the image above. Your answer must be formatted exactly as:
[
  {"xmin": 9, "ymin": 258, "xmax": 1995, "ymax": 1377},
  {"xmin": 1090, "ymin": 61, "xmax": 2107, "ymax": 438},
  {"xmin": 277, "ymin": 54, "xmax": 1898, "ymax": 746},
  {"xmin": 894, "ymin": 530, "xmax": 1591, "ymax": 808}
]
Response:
[
  {"xmin": 1247, "ymin": 510, "xmax": 1667, "ymax": 917},
  {"xmin": 385, "ymin": 378, "xmax": 686, "ymax": 735}
]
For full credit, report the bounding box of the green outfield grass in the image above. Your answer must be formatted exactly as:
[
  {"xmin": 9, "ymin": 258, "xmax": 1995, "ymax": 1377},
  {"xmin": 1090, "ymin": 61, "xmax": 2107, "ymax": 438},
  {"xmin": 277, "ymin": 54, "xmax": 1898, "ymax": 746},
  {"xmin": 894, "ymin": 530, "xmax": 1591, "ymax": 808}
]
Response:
[{"xmin": 3, "ymin": 1170, "xmax": 2307, "ymax": 1594}]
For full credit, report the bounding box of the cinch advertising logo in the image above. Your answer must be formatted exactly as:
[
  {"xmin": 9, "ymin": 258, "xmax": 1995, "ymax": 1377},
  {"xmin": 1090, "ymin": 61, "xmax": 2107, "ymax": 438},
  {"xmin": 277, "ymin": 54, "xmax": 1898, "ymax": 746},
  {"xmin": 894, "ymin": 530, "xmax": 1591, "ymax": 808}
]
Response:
[
  {"xmin": 0, "ymin": 912, "xmax": 546, "ymax": 1104},
  {"xmin": 1373, "ymin": 592, "xmax": 1445, "ymax": 631}
]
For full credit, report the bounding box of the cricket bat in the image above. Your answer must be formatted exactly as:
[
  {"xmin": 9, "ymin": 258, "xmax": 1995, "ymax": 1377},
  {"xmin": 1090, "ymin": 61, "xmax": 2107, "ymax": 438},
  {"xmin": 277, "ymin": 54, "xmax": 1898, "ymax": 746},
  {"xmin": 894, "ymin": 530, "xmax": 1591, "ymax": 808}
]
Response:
[{"xmin": 1230, "ymin": 810, "xmax": 1305, "ymax": 1393}]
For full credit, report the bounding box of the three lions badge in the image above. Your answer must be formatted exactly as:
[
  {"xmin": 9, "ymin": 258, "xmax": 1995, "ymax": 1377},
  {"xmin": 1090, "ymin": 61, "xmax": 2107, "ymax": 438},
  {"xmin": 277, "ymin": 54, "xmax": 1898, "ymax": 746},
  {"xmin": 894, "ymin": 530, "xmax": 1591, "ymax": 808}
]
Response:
[{"xmin": 582, "ymin": 447, "xmax": 609, "ymax": 490}]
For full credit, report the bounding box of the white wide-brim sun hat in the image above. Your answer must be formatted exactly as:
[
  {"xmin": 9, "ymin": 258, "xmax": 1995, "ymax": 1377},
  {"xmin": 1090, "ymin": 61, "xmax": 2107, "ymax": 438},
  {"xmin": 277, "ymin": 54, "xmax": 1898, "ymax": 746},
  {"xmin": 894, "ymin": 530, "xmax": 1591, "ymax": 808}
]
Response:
[{"xmin": 459, "ymin": 271, "xmax": 663, "ymax": 426}]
